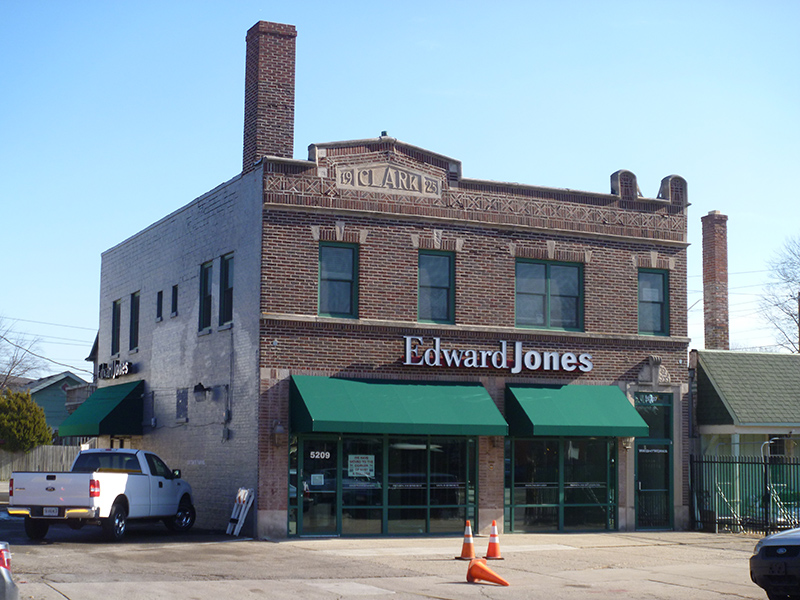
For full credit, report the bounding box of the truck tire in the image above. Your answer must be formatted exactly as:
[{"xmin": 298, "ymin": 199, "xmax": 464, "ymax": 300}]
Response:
[
  {"xmin": 164, "ymin": 497, "xmax": 196, "ymax": 533},
  {"xmin": 102, "ymin": 502, "xmax": 128, "ymax": 541},
  {"xmin": 24, "ymin": 516, "xmax": 49, "ymax": 540}
]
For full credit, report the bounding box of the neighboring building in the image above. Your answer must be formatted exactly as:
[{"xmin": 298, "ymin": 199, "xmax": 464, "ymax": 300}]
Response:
[
  {"xmin": 24, "ymin": 371, "xmax": 87, "ymax": 433},
  {"xmin": 60, "ymin": 21, "xmax": 692, "ymax": 538},
  {"xmin": 1, "ymin": 376, "xmax": 33, "ymax": 392},
  {"xmin": 693, "ymin": 350, "xmax": 800, "ymax": 457},
  {"xmin": 693, "ymin": 209, "xmax": 800, "ymax": 458}
]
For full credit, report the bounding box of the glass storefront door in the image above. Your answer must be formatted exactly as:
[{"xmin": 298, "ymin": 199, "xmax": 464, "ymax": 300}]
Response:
[
  {"xmin": 635, "ymin": 442, "xmax": 672, "ymax": 529},
  {"xmin": 634, "ymin": 393, "xmax": 673, "ymax": 529},
  {"xmin": 299, "ymin": 437, "xmax": 338, "ymax": 535}
]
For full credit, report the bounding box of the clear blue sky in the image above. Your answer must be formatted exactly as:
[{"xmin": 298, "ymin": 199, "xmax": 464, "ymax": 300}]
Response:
[{"xmin": 2, "ymin": 1, "xmax": 798, "ymax": 379}]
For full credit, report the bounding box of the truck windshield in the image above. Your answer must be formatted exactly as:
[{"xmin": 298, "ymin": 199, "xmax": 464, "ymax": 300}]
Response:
[{"xmin": 73, "ymin": 453, "xmax": 142, "ymax": 473}]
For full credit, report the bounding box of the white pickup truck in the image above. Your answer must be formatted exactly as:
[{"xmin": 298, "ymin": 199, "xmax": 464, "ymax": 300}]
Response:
[{"xmin": 8, "ymin": 448, "xmax": 195, "ymax": 541}]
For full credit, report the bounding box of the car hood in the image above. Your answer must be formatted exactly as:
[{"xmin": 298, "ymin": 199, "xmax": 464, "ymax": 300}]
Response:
[{"xmin": 760, "ymin": 527, "xmax": 800, "ymax": 546}]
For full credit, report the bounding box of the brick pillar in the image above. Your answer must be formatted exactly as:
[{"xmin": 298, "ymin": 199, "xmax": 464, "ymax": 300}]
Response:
[
  {"xmin": 702, "ymin": 210, "xmax": 729, "ymax": 349},
  {"xmin": 242, "ymin": 21, "xmax": 297, "ymax": 172}
]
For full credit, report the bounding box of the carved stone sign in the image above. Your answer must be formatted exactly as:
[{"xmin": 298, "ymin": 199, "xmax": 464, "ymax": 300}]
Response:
[{"xmin": 337, "ymin": 163, "xmax": 442, "ymax": 198}]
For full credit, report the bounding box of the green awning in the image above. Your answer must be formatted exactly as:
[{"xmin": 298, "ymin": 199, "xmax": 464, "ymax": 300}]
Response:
[
  {"xmin": 506, "ymin": 385, "xmax": 649, "ymax": 437},
  {"xmin": 58, "ymin": 380, "xmax": 144, "ymax": 437},
  {"xmin": 290, "ymin": 376, "xmax": 508, "ymax": 436}
]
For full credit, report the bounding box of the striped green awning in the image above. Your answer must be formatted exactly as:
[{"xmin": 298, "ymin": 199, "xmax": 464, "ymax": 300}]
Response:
[
  {"xmin": 506, "ymin": 384, "xmax": 649, "ymax": 437},
  {"xmin": 58, "ymin": 380, "xmax": 144, "ymax": 437},
  {"xmin": 290, "ymin": 376, "xmax": 508, "ymax": 436}
]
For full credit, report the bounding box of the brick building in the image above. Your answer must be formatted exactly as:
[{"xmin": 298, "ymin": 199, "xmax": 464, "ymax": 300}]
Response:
[{"xmin": 62, "ymin": 20, "xmax": 691, "ymax": 538}]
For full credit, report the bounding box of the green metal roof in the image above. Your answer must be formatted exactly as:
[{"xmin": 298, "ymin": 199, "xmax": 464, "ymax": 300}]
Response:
[
  {"xmin": 58, "ymin": 380, "xmax": 144, "ymax": 437},
  {"xmin": 506, "ymin": 384, "xmax": 649, "ymax": 437},
  {"xmin": 696, "ymin": 350, "xmax": 800, "ymax": 426},
  {"xmin": 290, "ymin": 376, "xmax": 508, "ymax": 436}
]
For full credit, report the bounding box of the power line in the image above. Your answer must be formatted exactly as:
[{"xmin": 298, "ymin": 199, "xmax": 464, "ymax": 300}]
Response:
[
  {"xmin": 688, "ymin": 269, "xmax": 771, "ymax": 278},
  {"xmin": 6, "ymin": 317, "xmax": 96, "ymax": 332},
  {"xmin": 0, "ymin": 333, "xmax": 93, "ymax": 376}
]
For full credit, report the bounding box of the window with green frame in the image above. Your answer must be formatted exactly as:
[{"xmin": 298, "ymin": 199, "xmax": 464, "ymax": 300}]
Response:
[
  {"xmin": 319, "ymin": 242, "xmax": 358, "ymax": 318},
  {"xmin": 515, "ymin": 260, "xmax": 582, "ymax": 330},
  {"xmin": 418, "ymin": 251, "xmax": 455, "ymax": 324},
  {"xmin": 638, "ymin": 269, "xmax": 669, "ymax": 335}
]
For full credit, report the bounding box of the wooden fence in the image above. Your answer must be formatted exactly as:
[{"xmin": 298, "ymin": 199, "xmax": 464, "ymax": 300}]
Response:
[{"xmin": 0, "ymin": 445, "xmax": 85, "ymax": 480}]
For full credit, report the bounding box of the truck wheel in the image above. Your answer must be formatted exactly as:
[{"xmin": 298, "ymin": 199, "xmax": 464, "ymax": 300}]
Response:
[
  {"xmin": 24, "ymin": 516, "xmax": 49, "ymax": 540},
  {"xmin": 102, "ymin": 503, "xmax": 127, "ymax": 541},
  {"xmin": 165, "ymin": 497, "xmax": 196, "ymax": 533}
]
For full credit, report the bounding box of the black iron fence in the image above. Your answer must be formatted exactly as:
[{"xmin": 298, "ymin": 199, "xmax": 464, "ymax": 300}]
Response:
[{"xmin": 691, "ymin": 455, "xmax": 800, "ymax": 535}]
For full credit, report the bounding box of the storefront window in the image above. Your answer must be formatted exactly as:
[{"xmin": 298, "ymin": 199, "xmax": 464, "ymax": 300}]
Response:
[
  {"xmin": 506, "ymin": 437, "xmax": 617, "ymax": 532},
  {"xmin": 293, "ymin": 434, "xmax": 477, "ymax": 536}
]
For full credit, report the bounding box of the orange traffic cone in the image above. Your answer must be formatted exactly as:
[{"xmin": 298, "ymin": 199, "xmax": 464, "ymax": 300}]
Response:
[
  {"xmin": 455, "ymin": 520, "xmax": 476, "ymax": 560},
  {"xmin": 484, "ymin": 520, "xmax": 504, "ymax": 560},
  {"xmin": 466, "ymin": 558, "xmax": 510, "ymax": 586}
]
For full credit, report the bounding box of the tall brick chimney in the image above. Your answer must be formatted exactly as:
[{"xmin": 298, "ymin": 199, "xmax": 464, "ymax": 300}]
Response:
[
  {"xmin": 702, "ymin": 210, "xmax": 729, "ymax": 349},
  {"xmin": 242, "ymin": 21, "xmax": 297, "ymax": 172}
]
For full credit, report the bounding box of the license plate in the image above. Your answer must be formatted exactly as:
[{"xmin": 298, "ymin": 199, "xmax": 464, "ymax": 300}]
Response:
[
  {"xmin": 43, "ymin": 507, "xmax": 59, "ymax": 517},
  {"xmin": 769, "ymin": 562, "xmax": 787, "ymax": 576}
]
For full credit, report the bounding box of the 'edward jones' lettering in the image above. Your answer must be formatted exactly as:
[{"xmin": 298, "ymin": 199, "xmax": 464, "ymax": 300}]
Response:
[{"xmin": 402, "ymin": 336, "xmax": 593, "ymax": 374}]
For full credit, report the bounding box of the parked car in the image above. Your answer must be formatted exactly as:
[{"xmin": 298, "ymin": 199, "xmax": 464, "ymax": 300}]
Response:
[
  {"xmin": 0, "ymin": 542, "xmax": 19, "ymax": 600},
  {"xmin": 750, "ymin": 526, "xmax": 800, "ymax": 599},
  {"xmin": 8, "ymin": 449, "xmax": 195, "ymax": 541}
]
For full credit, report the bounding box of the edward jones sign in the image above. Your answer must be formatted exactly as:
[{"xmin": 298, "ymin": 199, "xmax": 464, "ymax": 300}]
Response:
[{"xmin": 403, "ymin": 336, "xmax": 593, "ymax": 374}]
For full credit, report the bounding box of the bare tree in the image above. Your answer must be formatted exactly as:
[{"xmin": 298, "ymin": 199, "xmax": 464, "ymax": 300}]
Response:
[
  {"xmin": 759, "ymin": 236, "xmax": 800, "ymax": 353},
  {"xmin": 0, "ymin": 317, "xmax": 46, "ymax": 390}
]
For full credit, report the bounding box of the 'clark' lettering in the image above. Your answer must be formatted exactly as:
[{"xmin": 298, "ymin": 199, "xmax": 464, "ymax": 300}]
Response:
[
  {"xmin": 402, "ymin": 336, "xmax": 593, "ymax": 374},
  {"xmin": 338, "ymin": 164, "xmax": 441, "ymax": 198}
]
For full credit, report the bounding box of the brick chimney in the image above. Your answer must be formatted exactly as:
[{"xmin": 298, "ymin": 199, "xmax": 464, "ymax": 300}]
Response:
[
  {"xmin": 702, "ymin": 210, "xmax": 729, "ymax": 349},
  {"xmin": 242, "ymin": 21, "xmax": 297, "ymax": 172}
]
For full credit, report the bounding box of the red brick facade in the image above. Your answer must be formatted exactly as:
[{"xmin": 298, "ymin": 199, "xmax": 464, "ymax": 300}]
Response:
[{"xmin": 248, "ymin": 21, "xmax": 691, "ymax": 536}]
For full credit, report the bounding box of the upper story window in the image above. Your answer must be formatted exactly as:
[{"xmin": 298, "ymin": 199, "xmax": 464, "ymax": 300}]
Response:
[
  {"xmin": 129, "ymin": 291, "xmax": 140, "ymax": 351},
  {"xmin": 516, "ymin": 260, "xmax": 582, "ymax": 330},
  {"xmin": 219, "ymin": 253, "xmax": 234, "ymax": 326},
  {"xmin": 156, "ymin": 290, "xmax": 163, "ymax": 321},
  {"xmin": 199, "ymin": 261, "xmax": 213, "ymax": 331},
  {"xmin": 171, "ymin": 284, "xmax": 178, "ymax": 317},
  {"xmin": 638, "ymin": 269, "xmax": 669, "ymax": 335},
  {"xmin": 418, "ymin": 251, "xmax": 454, "ymax": 324},
  {"xmin": 319, "ymin": 243, "xmax": 358, "ymax": 318},
  {"xmin": 111, "ymin": 299, "xmax": 121, "ymax": 355}
]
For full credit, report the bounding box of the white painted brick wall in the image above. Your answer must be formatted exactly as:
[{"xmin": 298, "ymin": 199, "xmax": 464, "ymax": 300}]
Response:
[{"xmin": 98, "ymin": 166, "xmax": 264, "ymax": 533}]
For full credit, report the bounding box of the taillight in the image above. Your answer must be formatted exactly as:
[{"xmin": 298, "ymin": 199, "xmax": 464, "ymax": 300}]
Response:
[
  {"xmin": 8, "ymin": 479, "xmax": 12, "ymax": 498},
  {"xmin": 89, "ymin": 479, "xmax": 100, "ymax": 498},
  {"xmin": 0, "ymin": 548, "xmax": 10, "ymax": 571}
]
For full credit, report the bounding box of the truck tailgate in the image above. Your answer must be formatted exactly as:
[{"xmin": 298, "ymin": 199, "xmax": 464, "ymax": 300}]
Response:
[{"xmin": 11, "ymin": 472, "xmax": 93, "ymax": 508}]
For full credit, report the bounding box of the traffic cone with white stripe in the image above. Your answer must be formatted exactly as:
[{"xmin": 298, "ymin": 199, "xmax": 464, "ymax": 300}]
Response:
[
  {"xmin": 455, "ymin": 520, "xmax": 476, "ymax": 560},
  {"xmin": 466, "ymin": 558, "xmax": 510, "ymax": 586},
  {"xmin": 483, "ymin": 519, "xmax": 504, "ymax": 560}
]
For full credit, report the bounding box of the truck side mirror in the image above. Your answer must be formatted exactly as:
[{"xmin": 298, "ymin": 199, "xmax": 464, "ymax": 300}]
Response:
[{"xmin": 172, "ymin": 469, "xmax": 181, "ymax": 479}]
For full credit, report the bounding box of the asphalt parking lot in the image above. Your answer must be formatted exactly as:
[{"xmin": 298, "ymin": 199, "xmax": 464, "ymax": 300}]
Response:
[{"xmin": 0, "ymin": 506, "xmax": 771, "ymax": 600}]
